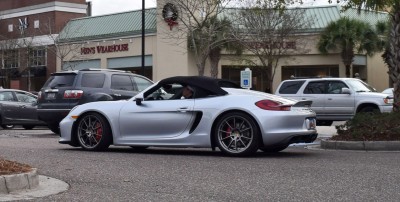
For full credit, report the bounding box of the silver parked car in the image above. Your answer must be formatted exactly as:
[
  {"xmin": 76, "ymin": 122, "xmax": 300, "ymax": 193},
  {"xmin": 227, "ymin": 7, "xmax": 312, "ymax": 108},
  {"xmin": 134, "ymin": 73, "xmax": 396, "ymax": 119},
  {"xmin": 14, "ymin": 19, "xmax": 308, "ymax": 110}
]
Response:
[
  {"xmin": 59, "ymin": 76, "xmax": 317, "ymax": 156},
  {"xmin": 0, "ymin": 89, "xmax": 46, "ymax": 129},
  {"xmin": 275, "ymin": 78, "xmax": 393, "ymax": 126}
]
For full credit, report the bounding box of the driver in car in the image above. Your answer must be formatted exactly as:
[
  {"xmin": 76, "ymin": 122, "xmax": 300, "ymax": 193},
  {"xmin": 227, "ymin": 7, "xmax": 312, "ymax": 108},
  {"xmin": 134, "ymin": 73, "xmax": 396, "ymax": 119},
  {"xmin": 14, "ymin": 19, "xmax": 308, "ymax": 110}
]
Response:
[{"xmin": 182, "ymin": 85, "xmax": 194, "ymax": 99}]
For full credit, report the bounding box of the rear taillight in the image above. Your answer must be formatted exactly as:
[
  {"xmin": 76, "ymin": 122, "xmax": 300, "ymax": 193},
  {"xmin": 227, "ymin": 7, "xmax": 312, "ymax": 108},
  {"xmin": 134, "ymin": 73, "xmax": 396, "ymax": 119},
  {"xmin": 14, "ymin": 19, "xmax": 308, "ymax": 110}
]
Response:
[
  {"xmin": 37, "ymin": 91, "xmax": 42, "ymax": 99},
  {"xmin": 255, "ymin": 100, "xmax": 291, "ymax": 111},
  {"xmin": 64, "ymin": 90, "xmax": 83, "ymax": 99}
]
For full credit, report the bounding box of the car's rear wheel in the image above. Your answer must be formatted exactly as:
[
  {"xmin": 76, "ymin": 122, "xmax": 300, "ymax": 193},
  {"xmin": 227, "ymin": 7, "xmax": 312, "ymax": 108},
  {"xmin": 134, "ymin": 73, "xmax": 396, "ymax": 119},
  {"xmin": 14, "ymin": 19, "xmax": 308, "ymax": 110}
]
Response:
[
  {"xmin": 260, "ymin": 144, "xmax": 289, "ymax": 153},
  {"xmin": 1, "ymin": 125, "xmax": 14, "ymax": 129},
  {"xmin": 214, "ymin": 112, "xmax": 260, "ymax": 157},
  {"xmin": 22, "ymin": 125, "xmax": 35, "ymax": 130},
  {"xmin": 48, "ymin": 124, "xmax": 60, "ymax": 134},
  {"xmin": 77, "ymin": 112, "xmax": 112, "ymax": 151}
]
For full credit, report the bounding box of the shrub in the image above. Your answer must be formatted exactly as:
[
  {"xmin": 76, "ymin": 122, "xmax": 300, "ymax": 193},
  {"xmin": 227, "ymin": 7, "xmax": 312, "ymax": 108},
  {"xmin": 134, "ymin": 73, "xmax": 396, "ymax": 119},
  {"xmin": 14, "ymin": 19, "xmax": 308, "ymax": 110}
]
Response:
[{"xmin": 331, "ymin": 112, "xmax": 400, "ymax": 141}]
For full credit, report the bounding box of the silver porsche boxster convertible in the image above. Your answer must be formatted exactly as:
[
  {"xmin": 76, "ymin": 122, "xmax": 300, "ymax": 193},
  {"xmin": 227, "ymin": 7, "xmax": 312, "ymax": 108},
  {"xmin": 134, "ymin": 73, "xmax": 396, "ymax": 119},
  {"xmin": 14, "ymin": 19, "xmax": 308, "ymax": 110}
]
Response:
[{"xmin": 59, "ymin": 76, "xmax": 317, "ymax": 156}]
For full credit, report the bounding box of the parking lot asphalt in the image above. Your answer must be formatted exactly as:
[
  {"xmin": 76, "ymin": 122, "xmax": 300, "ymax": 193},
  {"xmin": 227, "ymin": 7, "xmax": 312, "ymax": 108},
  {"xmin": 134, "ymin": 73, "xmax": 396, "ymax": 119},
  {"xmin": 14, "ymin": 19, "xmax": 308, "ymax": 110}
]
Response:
[
  {"xmin": 2, "ymin": 124, "xmax": 335, "ymax": 200},
  {"xmin": 9, "ymin": 122, "xmax": 400, "ymax": 201}
]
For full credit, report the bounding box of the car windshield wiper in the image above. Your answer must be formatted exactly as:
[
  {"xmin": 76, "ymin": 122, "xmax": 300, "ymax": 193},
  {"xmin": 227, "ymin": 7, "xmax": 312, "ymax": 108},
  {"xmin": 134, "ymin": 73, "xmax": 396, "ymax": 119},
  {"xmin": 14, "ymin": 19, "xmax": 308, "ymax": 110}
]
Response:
[{"xmin": 356, "ymin": 90, "xmax": 368, "ymax": 92}]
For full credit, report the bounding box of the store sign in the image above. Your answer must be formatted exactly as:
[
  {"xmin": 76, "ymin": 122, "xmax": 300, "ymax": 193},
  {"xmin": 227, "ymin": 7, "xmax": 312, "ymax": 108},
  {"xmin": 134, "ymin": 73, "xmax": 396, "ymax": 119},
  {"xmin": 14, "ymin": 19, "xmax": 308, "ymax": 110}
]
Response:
[
  {"xmin": 81, "ymin": 43, "xmax": 129, "ymax": 55},
  {"xmin": 247, "ymin": 41, "xmax": 296, "ymax": 49}
]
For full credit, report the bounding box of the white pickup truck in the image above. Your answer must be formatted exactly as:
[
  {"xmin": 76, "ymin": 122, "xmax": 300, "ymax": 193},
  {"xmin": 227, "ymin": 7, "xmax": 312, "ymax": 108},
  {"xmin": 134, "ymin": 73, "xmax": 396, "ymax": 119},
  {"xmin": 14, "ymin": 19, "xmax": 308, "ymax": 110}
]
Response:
[{"xmin": 275, "ymin": 78, "xmax": 393, "ymax": 126}]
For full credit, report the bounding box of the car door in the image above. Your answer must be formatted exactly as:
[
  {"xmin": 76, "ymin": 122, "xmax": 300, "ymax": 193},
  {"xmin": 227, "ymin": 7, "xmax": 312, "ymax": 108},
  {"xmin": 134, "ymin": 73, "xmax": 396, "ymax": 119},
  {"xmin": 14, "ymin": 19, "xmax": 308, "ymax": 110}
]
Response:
[
  {"xmin": 301, "ymin": 81, "xmax": 326, "ymax": 115},
  {"xmin": 325, "ymin": 80, "xmax": 355, "ymax": 116},
  {"xmin": 0, "ymin": 91, "xmax": 19, "ymax": 123},
  {"xmin": 14, "ymin": 91, "xmax": 40, "ymax": 123},
  {"xmin": 118, "ymin": 94, "xmax": 195, "ymax": 140}
]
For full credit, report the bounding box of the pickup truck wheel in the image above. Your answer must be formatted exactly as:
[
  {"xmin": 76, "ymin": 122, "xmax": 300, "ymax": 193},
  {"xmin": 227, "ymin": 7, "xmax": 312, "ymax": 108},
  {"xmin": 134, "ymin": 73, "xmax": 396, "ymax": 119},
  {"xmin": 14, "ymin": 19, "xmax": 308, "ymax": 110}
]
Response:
[
  {"xmin": 358, "ymin": 106, "xmax": 379, "ymax": 114},
  {"xmin": 316, "ymin": 120, "xmax": 333, "ymax": 126}
]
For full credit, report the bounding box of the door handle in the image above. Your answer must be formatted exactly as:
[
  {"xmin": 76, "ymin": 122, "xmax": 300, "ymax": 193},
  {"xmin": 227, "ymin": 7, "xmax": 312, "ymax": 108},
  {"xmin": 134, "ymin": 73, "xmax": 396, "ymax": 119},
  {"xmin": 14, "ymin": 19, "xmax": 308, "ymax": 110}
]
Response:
[
  {"xmin": 177, "ymin": 107, "xmax": 189, "ymax": 112},
  {"xmin": 20, "ymin": 105, "xmax": 27, "ymax": 108},
  {"xmin": 327, "ymin": 98, "xmax": 332, "ymax": 100}
]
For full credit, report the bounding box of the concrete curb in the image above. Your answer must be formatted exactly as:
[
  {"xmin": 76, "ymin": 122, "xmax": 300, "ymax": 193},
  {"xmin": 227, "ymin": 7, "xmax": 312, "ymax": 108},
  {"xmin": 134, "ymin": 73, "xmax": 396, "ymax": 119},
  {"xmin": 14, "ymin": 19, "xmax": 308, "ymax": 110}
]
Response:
[
  {"xmin": 321, "ymin": 140, "xmax": 400, "ymax": 151},
  {"xmin": 0, "ymin": 169, "xmax": 38, "ymax": 194},
  {"xmin": 0, "ymin": 175, "xmax": 69, "ymax": 201}
]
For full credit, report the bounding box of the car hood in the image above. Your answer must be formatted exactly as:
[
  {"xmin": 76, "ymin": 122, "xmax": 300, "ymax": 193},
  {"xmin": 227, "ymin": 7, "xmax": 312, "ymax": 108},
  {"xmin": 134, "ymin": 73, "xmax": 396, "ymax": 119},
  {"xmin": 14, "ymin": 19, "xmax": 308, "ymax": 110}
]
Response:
[{"xmin": 356, "ymin": 91, "xmax": 393, "ymax": 98}]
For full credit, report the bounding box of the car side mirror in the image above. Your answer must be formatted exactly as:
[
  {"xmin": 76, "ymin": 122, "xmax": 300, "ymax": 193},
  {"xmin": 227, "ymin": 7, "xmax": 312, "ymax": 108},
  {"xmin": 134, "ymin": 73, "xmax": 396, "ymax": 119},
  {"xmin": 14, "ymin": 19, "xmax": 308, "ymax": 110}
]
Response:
[
  {"xmin": 135, "ymin": 97, "xmax": 143, "ymax": 105},
  {"xmin": 341, "ymin": 88, "xmax": 351, "ymax": 94}
]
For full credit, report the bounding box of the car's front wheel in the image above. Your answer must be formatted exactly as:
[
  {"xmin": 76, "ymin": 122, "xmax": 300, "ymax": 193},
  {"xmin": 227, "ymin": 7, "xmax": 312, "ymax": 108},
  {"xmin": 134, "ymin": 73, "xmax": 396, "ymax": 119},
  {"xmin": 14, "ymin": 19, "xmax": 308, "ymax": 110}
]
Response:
[
  {"xmin": 214, "ymin": 112, "xmax": 260, "ymax": 157},
  {"xmin": 77, "ymin": 112, "xmax": 112, "ymax": 151}
]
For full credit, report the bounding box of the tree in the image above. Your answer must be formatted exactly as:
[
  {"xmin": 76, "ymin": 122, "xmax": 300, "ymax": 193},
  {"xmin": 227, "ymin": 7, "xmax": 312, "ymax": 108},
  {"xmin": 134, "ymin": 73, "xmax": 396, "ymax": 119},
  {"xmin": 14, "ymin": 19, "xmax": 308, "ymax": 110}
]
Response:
[
  {"xmin": 333, "ymin": 0, "xmax": 400, "ymax": 111},
  {"xmin": 231, "ymin": 0, "xmax": 313, "ymax": 92},
  {"xmin": 317, "ymin": 17, "xmax": 380, "ymax": 78},
  {"xmin": 189, "ymin": 16, "xmax": 242, "ymax": 78},
  {"xmin": 42, "ymin": 18, "xmax": 89, "ymax": 71},
  {"xmin": 0, "ymin": 37, "xmax": 19, "ymax": 88},
  {"xmin": 163, "ymin": 0, "xmax": 235, "ymax": 76}
]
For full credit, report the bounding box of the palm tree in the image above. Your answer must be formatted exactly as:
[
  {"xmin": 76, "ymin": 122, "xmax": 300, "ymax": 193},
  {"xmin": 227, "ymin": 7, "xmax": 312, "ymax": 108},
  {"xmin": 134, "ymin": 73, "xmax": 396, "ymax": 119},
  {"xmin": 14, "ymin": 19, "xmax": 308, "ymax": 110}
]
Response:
[
  {"xmin": 336, "ymin": 0, "xmax": 400, "ymax": 111},
  {"xmin": 208, "ymin": 17, "xmax": 242, "ymax": 78},
  {"xmin": 317, "ymin": 17, "xmax": 380, "ymax": 78},
  {"xmin": 188, "ymin": 16, "xmax": 242, "ymax": 78}
]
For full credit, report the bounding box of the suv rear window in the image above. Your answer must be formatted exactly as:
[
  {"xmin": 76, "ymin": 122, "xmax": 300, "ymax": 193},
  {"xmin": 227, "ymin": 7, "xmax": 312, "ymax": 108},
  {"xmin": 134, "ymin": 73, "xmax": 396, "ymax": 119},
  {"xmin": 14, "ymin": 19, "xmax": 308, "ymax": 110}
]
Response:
[
  {"xmin": 81, "ymin": 73, "xmax": 105, "ymax": 88},
  {"xmin": 278, "ymin": 80, "xmax": 305, "ymax": 94},
  {"xmin": 43, "ymin": 74, "xmax": 76, "ymax": 88}
]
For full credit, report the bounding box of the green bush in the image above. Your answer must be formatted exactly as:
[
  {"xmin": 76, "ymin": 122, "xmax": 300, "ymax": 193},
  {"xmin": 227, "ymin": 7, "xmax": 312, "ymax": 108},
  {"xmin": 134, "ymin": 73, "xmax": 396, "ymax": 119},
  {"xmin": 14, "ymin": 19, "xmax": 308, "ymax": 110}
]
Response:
[{"xmin": 331, "ymin": 112, "xmax": 400, "ymax": 141}]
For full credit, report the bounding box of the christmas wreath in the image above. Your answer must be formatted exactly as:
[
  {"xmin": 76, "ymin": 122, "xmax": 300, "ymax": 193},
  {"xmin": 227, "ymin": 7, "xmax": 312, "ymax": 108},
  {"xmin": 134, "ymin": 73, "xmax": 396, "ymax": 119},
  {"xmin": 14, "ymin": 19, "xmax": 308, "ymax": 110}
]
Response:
[{"xmin": 162, "ymin": 3, "xmax": 178, "ymax": 30}]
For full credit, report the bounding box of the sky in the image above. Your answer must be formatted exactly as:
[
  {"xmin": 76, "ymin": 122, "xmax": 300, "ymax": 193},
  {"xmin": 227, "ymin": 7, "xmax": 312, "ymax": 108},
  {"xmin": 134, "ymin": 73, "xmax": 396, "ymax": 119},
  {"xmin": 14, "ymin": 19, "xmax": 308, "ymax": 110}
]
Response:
[
  {"xmin": 87, "ymin": 0, "xmax": 338, "ymax": 16},
  {"xmin": 87, "ymin": 0, "xmax": 157, "ymax": 16}
]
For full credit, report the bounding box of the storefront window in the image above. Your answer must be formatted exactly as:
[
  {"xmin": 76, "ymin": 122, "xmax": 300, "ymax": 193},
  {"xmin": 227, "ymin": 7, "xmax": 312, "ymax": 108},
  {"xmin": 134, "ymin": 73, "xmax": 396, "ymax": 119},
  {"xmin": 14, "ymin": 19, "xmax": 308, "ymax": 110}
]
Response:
[
  {"xmin": 282, "ymin": 65, "xmax": 339, "ymax": 80},
  {"xmin": 3, "ymin": 50, "xmax": 19, "ymax": 68},
  {"xmin": 29, "ymin": 48, "xmax": 46, "ymax": 67}
]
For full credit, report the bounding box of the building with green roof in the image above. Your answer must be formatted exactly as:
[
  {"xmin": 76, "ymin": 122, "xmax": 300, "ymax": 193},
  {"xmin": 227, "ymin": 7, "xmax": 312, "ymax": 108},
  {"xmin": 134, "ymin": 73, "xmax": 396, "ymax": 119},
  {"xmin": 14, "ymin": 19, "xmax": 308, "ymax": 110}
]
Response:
[{"xmin": 57, "ymin": 4, "xmax": 390, "ymax": 92}]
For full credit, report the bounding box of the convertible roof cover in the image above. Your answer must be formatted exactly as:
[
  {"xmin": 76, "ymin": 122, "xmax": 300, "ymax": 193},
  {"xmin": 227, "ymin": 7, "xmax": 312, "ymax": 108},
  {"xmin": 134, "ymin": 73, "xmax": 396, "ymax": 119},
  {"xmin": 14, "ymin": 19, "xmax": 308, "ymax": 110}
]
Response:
[{"xmin": 159, "ymin": 76, "xmax": 241, "ymax": 96}]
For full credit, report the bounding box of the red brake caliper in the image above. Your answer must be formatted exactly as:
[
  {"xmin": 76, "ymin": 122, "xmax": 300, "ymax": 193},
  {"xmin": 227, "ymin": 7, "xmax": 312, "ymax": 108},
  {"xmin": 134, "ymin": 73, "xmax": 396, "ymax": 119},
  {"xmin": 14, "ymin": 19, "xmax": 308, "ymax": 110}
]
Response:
[
  {"xmin": 225, "ymin": 125, "xmax": 231, "ymax": 138},
  {"xmin": 95, "ymin": 123, "xmax": 102, "ymax": 141}
]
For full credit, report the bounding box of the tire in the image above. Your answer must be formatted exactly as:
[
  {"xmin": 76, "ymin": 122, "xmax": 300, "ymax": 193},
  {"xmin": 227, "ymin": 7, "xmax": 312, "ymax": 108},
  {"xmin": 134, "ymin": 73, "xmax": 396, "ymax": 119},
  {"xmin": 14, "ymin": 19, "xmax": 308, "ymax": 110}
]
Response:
[
  {"xmin": 214, "ymin": 112, "xmax": 260, "ymax": 157},
  {"xmin": 76, "ymin": 112, "xmax": 112, "ymax": 151},
  {"xmin": 260, "ymin": 144, "xmax": 289, "ymax": 153},
  {"xmin": 48, "ymin": 124, "xmax": 60, "ymax": 134},
  {"xmin": 358, "ymin": 106, "xmax": 379, "ymax": 114},
  {"xmin": 316, "ymin": 120, "xmax": 333, "ymax": 126},
  {"xmin": 1, "ymin": 125, "xmax": 15, "ymax": 129},
  {"xmin": 22, "ymin": 125, "xmax": 35, "ymax": 130}
]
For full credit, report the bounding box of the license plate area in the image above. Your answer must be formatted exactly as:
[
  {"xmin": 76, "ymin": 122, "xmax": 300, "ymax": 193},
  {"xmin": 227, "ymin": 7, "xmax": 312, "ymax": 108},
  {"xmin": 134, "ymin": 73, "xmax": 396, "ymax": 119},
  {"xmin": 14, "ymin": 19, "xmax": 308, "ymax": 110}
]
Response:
[{"xmin": 46, "ymin": 93, "xmax": 56, "ymax": 99}]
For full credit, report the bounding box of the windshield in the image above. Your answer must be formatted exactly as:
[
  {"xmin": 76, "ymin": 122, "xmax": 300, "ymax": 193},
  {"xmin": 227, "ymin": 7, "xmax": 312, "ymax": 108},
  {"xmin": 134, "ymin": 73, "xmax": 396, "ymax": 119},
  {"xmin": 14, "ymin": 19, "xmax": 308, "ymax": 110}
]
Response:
[{"xmin": 346, "ymin": 80, "xmax": 377, "ymax": 92}]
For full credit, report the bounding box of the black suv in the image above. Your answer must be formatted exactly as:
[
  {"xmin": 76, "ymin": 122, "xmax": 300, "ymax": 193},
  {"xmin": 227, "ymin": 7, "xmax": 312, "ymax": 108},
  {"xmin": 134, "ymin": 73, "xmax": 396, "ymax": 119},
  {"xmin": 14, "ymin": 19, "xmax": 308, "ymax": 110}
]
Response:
[{"xmin": 37, "ymin": 69, "xmax": 153, "ymax": 134}]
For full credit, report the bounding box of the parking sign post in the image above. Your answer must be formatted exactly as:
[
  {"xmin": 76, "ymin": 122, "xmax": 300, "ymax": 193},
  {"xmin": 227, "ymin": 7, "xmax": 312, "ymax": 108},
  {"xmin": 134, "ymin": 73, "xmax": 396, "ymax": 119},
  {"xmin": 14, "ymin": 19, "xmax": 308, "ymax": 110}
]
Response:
[{"xmin": 240, "ymin": 68, "xmax": 252, "ymax": 90}]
